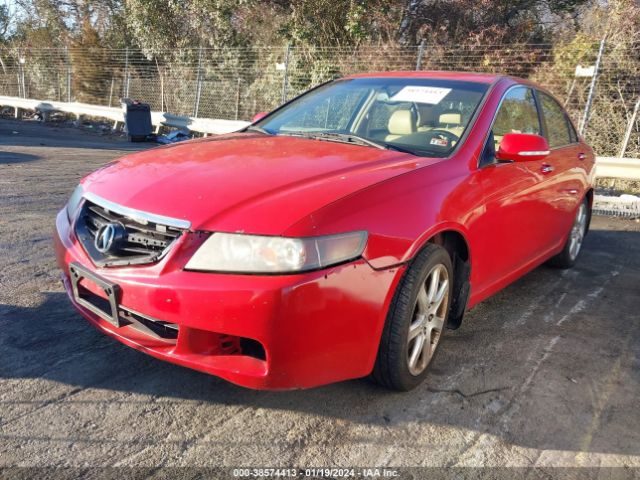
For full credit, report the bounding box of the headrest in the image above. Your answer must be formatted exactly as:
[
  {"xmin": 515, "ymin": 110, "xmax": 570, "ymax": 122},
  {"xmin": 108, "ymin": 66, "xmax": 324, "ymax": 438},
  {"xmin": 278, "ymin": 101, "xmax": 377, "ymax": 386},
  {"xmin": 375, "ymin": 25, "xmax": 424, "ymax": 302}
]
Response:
[
  {"xmin": 439, "ymin": 112, "xmax": 462, "ymax": 126},
  {"xmin": 388, "ymin": 110, "xmax": 413, "ymax": 135},
  {"xmin": 417, "ymin": 104, "xmax": 436, "ymax": 126}
]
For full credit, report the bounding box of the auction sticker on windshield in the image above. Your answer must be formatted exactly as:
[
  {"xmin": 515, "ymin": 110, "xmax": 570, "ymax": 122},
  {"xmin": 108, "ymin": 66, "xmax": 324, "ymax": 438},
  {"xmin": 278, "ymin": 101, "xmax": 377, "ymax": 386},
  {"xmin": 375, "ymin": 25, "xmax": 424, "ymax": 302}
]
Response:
[{"xmin": 390, "ymin": 86, "xmax": 451, "ymax": 104}]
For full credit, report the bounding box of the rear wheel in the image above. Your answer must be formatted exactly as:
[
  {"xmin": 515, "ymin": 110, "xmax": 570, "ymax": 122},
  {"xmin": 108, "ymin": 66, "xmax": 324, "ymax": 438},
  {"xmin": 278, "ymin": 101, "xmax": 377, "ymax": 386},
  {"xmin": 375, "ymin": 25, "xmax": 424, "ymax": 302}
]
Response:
[
  {"xmin": 548, "ymin": 198, "xmax": 590, "ymax": 269},
  {"xmin": 372, "ymin": 244, "xmax": 453, "ymax": 391}
]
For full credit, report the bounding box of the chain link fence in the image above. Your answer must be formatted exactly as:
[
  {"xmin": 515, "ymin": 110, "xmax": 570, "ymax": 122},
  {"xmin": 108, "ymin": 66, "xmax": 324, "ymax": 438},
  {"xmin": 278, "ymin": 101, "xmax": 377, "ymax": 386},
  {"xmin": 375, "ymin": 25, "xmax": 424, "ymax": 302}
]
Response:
[{"xmin": 1, "ymin": 41, "xmax": 638, "ymax": 157}]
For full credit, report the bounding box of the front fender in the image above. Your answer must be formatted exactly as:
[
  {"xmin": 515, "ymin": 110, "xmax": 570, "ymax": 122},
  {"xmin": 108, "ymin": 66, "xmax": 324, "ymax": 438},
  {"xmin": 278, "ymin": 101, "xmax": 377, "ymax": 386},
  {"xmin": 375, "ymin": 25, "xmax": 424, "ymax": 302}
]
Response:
[
  {"xmin": 284, "ymin": 158, "xmax": 483, "ymax": 271},
  {"xmin": 396, "ymin": 221, "xmax": 472, "ymax": 267}
]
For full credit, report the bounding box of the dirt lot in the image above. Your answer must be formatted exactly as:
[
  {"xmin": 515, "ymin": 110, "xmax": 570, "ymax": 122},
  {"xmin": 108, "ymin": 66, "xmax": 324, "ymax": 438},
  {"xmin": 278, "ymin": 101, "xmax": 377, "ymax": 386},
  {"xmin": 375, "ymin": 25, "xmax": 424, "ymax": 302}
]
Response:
[{"xmin": 1, "ymin": 119, "xmax": 639, "ymax": 476}]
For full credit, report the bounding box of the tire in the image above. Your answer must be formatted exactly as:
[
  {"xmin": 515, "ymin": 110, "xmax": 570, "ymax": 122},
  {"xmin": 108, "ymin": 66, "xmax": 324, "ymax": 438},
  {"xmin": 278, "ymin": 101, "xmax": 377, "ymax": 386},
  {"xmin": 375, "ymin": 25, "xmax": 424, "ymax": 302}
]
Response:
[
  {"xmin": 548, "ymin": 198, "xmax": 590, "ymax": 269},
  {"xmin": 372, "ymin": 244, "xmax": 453, "ymax": 391}
]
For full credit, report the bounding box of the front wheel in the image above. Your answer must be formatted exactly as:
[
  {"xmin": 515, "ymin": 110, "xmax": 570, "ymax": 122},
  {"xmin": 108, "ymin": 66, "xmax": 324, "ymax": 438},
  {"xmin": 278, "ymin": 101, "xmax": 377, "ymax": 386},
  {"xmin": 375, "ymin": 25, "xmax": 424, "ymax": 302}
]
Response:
[
  {"xmin": 372, "ymin": 244, "xmax": 453, "ymax": 391},
  {"xmin": 548, "ymin": 198, "xmax": 590, "ymax": 269}
]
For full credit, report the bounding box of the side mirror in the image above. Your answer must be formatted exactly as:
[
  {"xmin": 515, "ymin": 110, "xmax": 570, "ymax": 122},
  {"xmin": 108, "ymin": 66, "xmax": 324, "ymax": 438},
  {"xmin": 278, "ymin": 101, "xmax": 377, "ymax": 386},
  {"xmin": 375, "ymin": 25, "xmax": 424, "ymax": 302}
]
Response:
[
  {"xmin": 252, "ymin": 111, "xmax": 268, "ymax": 123},
  {"xmin": 496, "ymin": 133, "xmax": 550, "ymax": 162}
]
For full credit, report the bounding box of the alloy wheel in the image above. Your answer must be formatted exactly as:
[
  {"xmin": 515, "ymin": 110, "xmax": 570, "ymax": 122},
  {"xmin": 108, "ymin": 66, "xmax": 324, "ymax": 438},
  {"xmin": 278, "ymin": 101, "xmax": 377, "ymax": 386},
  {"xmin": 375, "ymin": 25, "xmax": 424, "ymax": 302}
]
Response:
[
  {"xmin": 569, "ymin": 203, "xmax": 587, "ymax": 261},
  {"xmin": 406, "ymin": 263, "xmax": 449, "ymax": 376}
]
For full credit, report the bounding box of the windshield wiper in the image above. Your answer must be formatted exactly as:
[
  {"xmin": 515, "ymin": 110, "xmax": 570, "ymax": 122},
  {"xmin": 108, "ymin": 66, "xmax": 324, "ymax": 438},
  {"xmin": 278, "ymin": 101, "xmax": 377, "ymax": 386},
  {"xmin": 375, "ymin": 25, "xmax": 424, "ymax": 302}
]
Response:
[
  {"xmin": 279, "ymin": 131, "xmax": 430, "ymax": 156},
  {"xmin": 327, "ymin": 134, "xmax": 428, "ymax": 156},
  {"xmin": 281, "ymin": 131, "xmax": 387, "ymax": 150},
  {"xmin": 314, "ymin": 132, "xmax": 388, "ymax": 150},
  {"xmin": 381, "ymin": 142, "xmax": 423, "ymax": 156}
]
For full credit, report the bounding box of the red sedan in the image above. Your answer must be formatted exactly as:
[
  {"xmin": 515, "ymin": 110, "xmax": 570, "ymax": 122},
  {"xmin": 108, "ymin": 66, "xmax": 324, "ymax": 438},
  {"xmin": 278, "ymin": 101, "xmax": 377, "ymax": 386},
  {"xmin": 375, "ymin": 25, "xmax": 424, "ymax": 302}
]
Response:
[{"xmin": 54, "ymin": 72, "xmax": 595, "ymax": 390}]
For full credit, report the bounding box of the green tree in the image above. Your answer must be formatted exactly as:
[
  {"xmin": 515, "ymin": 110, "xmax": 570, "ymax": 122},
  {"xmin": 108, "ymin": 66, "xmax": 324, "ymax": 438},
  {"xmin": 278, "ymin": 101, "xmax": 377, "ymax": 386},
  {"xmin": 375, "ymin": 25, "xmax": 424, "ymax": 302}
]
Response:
[
  {"xmin": 124, "ymin": 0, "xmax": 250, "ymax": 54},
  {"xmin": 397, "ymin": 0, "xmax": 591, "ymax": 45},
  {"xmin": 69, "ymin": 19, "xmax": 114, "ymax": 103}
]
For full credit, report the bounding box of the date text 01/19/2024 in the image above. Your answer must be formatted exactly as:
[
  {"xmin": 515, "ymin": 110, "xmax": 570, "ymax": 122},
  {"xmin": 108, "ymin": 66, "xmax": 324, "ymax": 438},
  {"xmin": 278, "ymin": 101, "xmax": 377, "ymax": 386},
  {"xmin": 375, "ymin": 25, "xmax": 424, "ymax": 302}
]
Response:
[{"xmin": 231, "ymin": 468, "xmax": 400, "ymax": 477}]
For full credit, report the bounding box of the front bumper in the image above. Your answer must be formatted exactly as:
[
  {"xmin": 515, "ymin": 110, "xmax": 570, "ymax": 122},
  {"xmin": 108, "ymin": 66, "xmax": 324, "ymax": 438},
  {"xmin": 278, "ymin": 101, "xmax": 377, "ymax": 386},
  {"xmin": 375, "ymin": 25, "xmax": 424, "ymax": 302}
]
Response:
[{"xmin": 54, "ymin": 209, "xmax": 404, "ymax": 389}]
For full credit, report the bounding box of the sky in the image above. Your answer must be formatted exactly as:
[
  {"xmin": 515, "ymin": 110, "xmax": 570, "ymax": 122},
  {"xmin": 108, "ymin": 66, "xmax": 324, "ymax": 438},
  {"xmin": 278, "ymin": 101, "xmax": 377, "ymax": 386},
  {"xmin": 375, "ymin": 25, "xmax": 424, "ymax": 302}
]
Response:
[
  {"xmin": 3, "ymin": 0, "xmax": 19, "ymax": 35},
  {"xmin": 4, "ymin": 0, "xmax": 16, "ymax": 19}
]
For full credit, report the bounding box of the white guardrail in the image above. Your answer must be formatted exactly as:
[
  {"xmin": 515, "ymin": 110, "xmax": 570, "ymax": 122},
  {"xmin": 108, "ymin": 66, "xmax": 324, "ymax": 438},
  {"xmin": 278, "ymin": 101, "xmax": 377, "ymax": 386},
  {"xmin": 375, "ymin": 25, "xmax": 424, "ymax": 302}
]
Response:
[
  {"xmin": 0, "ymin": 95, "xmax": 249, "ymax": 135},
  {"xmin": 593, "ymin": 157, "xmax": 640, "ymax": 180},
  {"xmin": 1, "ymin": 95, "xmax": 639, "ymax": 179}
]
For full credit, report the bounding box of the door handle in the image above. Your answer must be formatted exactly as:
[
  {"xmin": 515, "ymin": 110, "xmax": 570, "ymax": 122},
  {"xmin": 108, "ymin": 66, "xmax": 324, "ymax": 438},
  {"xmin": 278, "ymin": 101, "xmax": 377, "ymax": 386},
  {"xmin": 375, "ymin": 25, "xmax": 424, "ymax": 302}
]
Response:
[
  {"xmin": 578, "ymin": 152, "xmax": 586, "ymax": 161},
  {"xmin": 541, "ymin": 164, "xmax": 554, "ymax": 174}
]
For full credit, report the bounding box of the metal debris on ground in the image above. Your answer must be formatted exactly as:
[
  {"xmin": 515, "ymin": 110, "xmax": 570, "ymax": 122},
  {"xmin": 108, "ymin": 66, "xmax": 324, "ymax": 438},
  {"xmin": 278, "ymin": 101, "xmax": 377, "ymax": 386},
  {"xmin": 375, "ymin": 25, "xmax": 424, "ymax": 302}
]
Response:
[
  {"xmin": 156, "ymin": 129, "xmax": 192, "ymax": 144},
  {"xmin": 593, "ymin": 194, "xmax": 640, "ymax": 219}
]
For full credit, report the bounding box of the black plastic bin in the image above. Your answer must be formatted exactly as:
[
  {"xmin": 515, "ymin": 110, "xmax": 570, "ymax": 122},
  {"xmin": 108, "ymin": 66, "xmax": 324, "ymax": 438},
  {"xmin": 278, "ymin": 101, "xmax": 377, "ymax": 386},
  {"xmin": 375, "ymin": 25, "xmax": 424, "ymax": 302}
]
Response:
[{"xmin": 122, "ymin": 99, "xmax": 152, "ymax": 142}]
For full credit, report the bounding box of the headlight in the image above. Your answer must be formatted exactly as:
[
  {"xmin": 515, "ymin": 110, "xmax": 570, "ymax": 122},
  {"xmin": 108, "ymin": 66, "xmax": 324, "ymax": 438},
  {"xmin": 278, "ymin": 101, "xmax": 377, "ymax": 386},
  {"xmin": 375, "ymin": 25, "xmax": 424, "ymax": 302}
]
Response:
[
  {"xmin": 185, "ymin": 231, "xmax": 368, "ymax": 273},
  {"xmin": 66, "ymin": 184, "xmax": 84, "ymax": 222}
]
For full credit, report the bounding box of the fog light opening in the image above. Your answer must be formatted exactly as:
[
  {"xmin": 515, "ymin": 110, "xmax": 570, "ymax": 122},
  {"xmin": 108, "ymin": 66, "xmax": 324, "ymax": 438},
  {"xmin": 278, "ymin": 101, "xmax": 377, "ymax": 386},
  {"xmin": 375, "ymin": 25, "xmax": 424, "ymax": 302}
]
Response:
[{"xmin": 240, "ymin": 338, "xmax": 266, "ymax": 361}]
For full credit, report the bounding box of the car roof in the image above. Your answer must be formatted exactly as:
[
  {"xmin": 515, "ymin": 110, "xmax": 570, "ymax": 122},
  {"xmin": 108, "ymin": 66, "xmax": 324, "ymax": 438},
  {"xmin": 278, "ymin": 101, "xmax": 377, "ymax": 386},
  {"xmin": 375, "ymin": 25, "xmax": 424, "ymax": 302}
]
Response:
[{"xmin": 343, "ymin": 70, "xmax": 504, "ymax": 84}]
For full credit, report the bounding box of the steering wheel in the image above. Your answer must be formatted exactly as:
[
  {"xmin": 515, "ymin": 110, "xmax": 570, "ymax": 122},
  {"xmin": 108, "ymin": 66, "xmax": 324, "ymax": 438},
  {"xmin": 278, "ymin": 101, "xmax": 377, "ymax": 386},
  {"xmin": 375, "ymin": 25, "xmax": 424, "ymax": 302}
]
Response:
[{"xmin": 427, "ymin": 129, "xmax": 460, "ymax": 143}]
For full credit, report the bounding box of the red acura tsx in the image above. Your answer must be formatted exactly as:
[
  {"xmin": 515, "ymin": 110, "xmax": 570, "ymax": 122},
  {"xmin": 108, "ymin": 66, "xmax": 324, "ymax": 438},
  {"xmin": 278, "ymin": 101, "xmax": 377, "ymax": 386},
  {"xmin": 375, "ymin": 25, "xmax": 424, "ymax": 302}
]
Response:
[{"xmin": 54, "ymin": 71, "xmax": 595, "ymax": 390}]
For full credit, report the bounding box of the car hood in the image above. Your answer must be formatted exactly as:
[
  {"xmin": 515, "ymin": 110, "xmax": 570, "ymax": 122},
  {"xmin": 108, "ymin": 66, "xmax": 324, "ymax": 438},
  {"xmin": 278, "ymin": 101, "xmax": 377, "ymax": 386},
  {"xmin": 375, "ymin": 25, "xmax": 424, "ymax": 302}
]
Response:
[{"xmin": 82, "ymin": 133, "xmax": 429, "ymax": 234}]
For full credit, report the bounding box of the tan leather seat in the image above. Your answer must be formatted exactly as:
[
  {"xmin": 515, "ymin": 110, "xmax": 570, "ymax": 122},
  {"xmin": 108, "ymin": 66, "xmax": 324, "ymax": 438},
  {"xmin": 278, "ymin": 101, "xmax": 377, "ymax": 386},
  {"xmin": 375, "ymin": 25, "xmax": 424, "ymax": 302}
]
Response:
[
  {"xmin": 438, "ymin": 111, "xmax": 464, "ymax": 138},
  {"xmin": 386, "ymin": 110, "xmax": 414, "ymax": 141},
  {"xmin": 439, "ymin": 112, "xmax": 462, "ymax": 128}
]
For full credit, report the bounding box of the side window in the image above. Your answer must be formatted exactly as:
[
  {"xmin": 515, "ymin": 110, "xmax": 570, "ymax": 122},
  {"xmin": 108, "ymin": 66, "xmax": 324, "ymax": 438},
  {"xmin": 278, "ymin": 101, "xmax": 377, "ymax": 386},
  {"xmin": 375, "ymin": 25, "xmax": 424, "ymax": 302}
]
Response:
[
  {"xmin": 492, "ymin": 87, "xmax": 541, "ymax": 150},
  {"xmin": 539, "ymin": 92, "xmax": 573, "ymax": 148}
]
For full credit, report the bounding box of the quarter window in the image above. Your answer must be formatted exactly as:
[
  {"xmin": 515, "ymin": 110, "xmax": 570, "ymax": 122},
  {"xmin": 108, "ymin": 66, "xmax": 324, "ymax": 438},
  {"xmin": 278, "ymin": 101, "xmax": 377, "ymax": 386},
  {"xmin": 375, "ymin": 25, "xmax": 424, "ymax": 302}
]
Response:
[
  {"xmin": 567, "ymin": 117, "xmax": 579, "ymax": 143},
  {"xmin": 539, "ymin": 92, "xmax": 573, "ymax": 148}
]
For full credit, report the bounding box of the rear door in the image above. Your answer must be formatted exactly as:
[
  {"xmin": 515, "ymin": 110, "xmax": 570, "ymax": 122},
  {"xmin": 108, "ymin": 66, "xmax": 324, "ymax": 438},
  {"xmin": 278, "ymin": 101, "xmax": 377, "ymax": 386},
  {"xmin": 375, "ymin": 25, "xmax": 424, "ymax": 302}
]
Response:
[{"xmin": 536, "ymin": 91, "xmax": 586, "ymax": 238}]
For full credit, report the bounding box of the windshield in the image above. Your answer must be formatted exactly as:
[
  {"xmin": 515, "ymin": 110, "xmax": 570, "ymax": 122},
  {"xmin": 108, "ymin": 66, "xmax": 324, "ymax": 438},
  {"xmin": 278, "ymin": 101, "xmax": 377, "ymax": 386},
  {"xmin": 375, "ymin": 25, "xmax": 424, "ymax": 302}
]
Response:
[{"xmin": 254, "ymin": 77, "xmax": 489, "ymax": 157}]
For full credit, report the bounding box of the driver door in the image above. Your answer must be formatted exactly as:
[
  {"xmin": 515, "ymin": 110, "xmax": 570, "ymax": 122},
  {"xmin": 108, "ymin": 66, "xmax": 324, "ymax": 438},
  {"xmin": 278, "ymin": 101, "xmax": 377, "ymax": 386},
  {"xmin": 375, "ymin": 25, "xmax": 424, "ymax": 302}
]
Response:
[{"xmin": 476, "ymin": 86, "xmax": 552, "ymax": 290}]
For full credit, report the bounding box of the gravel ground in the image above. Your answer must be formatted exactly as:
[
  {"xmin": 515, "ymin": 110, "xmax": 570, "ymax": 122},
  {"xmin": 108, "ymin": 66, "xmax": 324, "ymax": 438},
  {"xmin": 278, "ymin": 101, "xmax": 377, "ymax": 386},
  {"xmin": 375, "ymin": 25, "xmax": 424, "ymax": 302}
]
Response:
[{"xmin": 1, "ymin": 119, "xmax": 639, "ymax": 477}]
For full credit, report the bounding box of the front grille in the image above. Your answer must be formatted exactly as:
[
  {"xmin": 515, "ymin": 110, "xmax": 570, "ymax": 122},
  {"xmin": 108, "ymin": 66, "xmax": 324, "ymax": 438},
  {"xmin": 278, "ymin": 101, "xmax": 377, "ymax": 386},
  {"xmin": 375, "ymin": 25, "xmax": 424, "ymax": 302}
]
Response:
[{"xmin": 75, "ymin": 198, "xmax": 185, "ymax": 267}]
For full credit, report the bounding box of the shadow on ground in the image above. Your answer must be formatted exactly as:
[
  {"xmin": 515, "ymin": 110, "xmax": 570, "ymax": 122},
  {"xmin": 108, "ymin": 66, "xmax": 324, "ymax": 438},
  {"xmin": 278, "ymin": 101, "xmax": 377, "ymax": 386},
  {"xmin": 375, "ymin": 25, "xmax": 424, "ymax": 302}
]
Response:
[
  {"xmin": 1, "ymin": 227, "xmax": 638, "ymax": 457},
  {"xmin": 0, "ymin": 151, "xmax": 41, "ymax": 164},
  {"xmin": 0, "ymin": 119, "xmax": 153, "ymax": 152}
]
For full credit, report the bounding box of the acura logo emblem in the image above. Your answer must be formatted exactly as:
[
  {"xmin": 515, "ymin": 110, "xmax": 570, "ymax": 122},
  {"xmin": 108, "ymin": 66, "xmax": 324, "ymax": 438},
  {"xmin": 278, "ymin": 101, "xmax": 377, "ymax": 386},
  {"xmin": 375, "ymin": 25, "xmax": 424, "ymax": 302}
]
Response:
[{"xmin": 95, "ymin": 223, "xmax": 124, "ymax": 254}]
